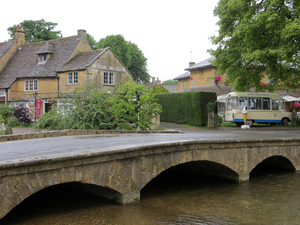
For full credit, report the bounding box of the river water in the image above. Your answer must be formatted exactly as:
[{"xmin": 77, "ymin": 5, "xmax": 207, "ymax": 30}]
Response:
[{"xmin": 2, "ymin": 168, "xmax": 300, "ymax": 225}]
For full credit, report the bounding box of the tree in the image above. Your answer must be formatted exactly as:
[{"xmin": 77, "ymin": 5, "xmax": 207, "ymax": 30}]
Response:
[
  {"xmin": 109, "ymin": 77, "xmax": 162, "ymax": 130},
  {"xmin": 86, "ymin": 33, "xmax": 97, "ymax": 50},
  {"xmin": 7, "ymin": 19, "xmax": 62, "ymax": 43},
  {"xmin": 209, "ymin": 0, "xmax": 300, "ymax": 92},
  {"xmin": 163, "ymin": 79, "xmax": 178, "ymax": 86},
  {"xmin": 127, "ymin": 41, "xmax": 150, "ymax": 83},
  {"xmin": 96, "ymin": 35, "xmax": 150, "ymax": 83},
  {"xmin": 96, "ymin": 34, "xmax": 130, "ymax": 67}
]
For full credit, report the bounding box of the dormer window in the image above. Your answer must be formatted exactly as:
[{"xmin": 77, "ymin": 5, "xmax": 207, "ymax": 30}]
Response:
[{"xmin": 39, "ymin": 54, "xmax": 47, "ymax": 62}]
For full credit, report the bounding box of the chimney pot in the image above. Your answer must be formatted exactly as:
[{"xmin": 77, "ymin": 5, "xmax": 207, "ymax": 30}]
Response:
[{"xmin": 189, "ymin": 62, "xmax": 195, "ymax": 67}]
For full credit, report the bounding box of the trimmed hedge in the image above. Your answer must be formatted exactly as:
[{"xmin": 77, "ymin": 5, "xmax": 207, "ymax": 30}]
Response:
[{"xmin": 155, "ymin": 92, "xmax": 217, "ymax": 126}]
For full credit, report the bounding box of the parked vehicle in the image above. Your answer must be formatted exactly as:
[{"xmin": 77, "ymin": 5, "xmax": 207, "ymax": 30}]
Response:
[{"xmin": 224, "ymin": 92, "xmax": 292, "ymax": 126}]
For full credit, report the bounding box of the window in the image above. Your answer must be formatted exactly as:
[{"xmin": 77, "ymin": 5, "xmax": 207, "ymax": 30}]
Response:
[
  {"xmin": 227, "ymin": 96, "xmax": 238, "ymax": 110},
  {"xmin": 67, "ymin": 72, "xmax": 78, "ymax": 84},
  {"xmin": 104, "ymin": 72, "xmax": 114, "ymax": 85},
  {"xmin": 0, "ymin": 89, "xmax": 4, "ymax": 96},
  {"xmin": 24, "ymin": 80, "xmax": 37, "ymax": 91},
  {"xmin": 182, "ymin": 82, "xmax": 185, "ymax": 91},
  {"xmin": 38, "ymin": 54, "xmax": 47, "ymax": 63}
]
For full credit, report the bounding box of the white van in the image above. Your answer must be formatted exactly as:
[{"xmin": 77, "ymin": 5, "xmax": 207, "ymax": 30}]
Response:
[{"xmin": 224, "ymin": 92, "xmax": 292, "ymax": 126}]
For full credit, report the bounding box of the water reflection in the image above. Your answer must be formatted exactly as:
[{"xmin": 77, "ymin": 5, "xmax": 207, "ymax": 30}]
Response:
[{"xmin": 2, "ymin": 169, "xmax": 300, "ymax": 225}]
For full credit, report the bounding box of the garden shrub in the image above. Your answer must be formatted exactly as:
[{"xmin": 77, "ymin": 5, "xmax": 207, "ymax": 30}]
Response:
[
  {"xmin": 0, "ymin": 104, "xmax": 12, "ymax": 123},
  {"xmin": 7, "ymin": 117, "xmax": 20, "ymax": 127},
  {"xmin": 11, "ymin": 105, "xmax": 31, "ymax": 126},
  {"xmin": 0, "ymin": 115, "xmax": 5, "ymax": 124}
]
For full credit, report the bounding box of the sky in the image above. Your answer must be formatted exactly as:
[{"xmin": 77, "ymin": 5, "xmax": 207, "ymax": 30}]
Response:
[{"xmin": 0, "ymin": 0, "xmax": 220, "ymax": 82}]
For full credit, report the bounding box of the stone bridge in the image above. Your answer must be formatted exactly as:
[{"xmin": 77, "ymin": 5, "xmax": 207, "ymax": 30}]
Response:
[{"xmin": 1, "ymin": 137, "xmax": 300, "ymax": 219}]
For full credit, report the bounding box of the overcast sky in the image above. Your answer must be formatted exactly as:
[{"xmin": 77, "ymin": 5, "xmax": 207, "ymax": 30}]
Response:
[{"xmin": 0, "ymin": 0, "xmax": 220, "ymax": 82}]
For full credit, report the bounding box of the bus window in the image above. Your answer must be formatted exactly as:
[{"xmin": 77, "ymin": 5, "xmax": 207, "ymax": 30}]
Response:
[
  {"xmin": 227, "ymin": 96, "xmax": 238, "ymax": 110},
  {"xmin": 272, "ymin": 100, "xmax": 280, "ymax": 110},
  {"xmin": 262, "ymin": 98, "xmax": 270, "ymax": 110},
  {"xmin": 279, "ymin": 101, "xmax": 284, "ymax": 110},
  {"xmin": 239, "ymin": 97, "xmax": 249, "ymax": 109},
  {"xmin": 249, "ymin": 97, "xmax": 255, "ymax": 109}
]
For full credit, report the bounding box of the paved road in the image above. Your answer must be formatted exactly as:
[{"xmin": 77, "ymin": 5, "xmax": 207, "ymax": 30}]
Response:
[{"xmin": 1, "ymin": 124, "xmax": 300, "ymax": 166}]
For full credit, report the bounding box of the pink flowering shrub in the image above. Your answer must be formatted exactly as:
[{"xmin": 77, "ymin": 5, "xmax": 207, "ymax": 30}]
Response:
[
  {"xmin": 293, "ymin": 101, "xmax": 300, "ymax": 109},
  {"xmin": 11, "ymin": 105, "xmax": 31, "ymax": 126},
  {"xmin": 214, "ymin": 75, "xmax": 221, "ymax": 82}
]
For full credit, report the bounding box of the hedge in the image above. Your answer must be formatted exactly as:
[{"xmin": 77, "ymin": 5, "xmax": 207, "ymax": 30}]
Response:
[{"xmin": 155, "ymin": 92, "xmax": 217, "ymax": 127}]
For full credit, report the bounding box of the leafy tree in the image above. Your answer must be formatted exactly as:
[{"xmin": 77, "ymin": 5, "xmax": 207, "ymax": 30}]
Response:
[
  {"xmin": 109, "ymin": 77, "xmax": 162, "ymax": 130},
  {"xmin": 7, "ymin": 19, "xmax": 62, "ymax": 43},
  {"xmin": 209, "ymin": 0, "xmax": 300, "ymax": 91},
  {"xmin": 127, "ymin": 41, "xmax": 150, "ymax": 83},
  {"xmin": 96, "ymin": 34, "xmax": 130, "ymax": 67},
  {"xmin": 163, "ymin": 80, "xmax": 178, "ymax": 86},
  {"xmin": 96, "ymin": 35, "xmax": 150, "ymax": 83},
  {"xmin": 86, "ymin": 33, "xmax": 97, "ymax": 50}
]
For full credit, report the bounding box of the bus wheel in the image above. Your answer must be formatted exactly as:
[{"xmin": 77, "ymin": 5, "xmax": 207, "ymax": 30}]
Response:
[
  {"xmin": 246, "ymin": 120, "xmax": 254, "ymax": 126},
  {"xmin": 281, "ymin": 118, "xmax": 289, "ymax": 126},
  {"xmin": 236, "ymin": 122, "xmax": 243, "ymax": 126}
]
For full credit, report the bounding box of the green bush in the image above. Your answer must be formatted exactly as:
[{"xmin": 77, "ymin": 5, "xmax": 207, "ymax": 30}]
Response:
[
  {"xmin": 0, "ymin": 104, "xmax": 12, "ymax": 123},
  {"xmin": 156, "ymin": 92, "xmax": 217, "ymax": 127},
  {"xmin": 7, "ymin": 117, "xmax": 20, "ymax": 127},
  {"xmin": 294, "ymin": 117, "xmax": 300, "ymax": 126},
  {"xmin": 0, "ymin": 115, "xmax": 5, "ymax": 124}
]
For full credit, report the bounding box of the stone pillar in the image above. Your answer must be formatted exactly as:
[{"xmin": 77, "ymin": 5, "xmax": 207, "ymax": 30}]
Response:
[
  {"xmin": 119, "ymin": 191, "xmax": 140, "ymax": 205},
  {"xmin": 238, "ymin": 174, "xmax": 249, "ymax": 183}
]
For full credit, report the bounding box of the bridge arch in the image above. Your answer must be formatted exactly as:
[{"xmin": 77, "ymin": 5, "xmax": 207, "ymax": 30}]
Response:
[{"xmin": 250, "ymin": 155, "xmax": 296, "ymax": 176}]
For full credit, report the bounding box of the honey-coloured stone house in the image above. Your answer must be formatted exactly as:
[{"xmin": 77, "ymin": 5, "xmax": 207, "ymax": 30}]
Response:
[{"xmin": 0, "ymin": 27, "xmax": 132, "ymax": 118}]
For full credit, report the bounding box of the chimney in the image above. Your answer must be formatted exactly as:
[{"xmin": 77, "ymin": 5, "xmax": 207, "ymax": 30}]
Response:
[
  {"xmin": 156, "ymin": 77, "xmax": 161, "ymax": 85},
  {"xmin": 77, "ymin": 29, "xmax": 87, "ymax": 39},
  {"xmin": 152, "ymin": 76, "xmax": 155, "ymax": 83},
  {"xmin": 189, "ymin": 62, "xmax": 195, "ymax": 67},
  {"xmin": 14, "ymin": 25, "xmax": 25, "ymax": 46}
]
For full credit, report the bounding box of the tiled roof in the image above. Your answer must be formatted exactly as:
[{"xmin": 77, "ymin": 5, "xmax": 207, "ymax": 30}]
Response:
[
  {"xmin": 0, "ymin": 35, "xmax": 88, "ymax": 88},
  {"xmin": 62, "ymin": 49, "xmax": 105, "ymax": 71},
  {"xmin": 185, "ymin": 56, "xmax": 215, "ymax": 71},
  {"xmin": 173, "ymin": 71, "xmax": 190, "ymax": 80},
  {"xmin": 185, "ymin": 84, "xmax": 233, "ymax": 96},
  {"xmin": 0, "ymin": 41, "xmax": 15, "ymax": 59},
  {"xmin": 162, "ymin": 85, "xmax": 178, "ymax": 93}
]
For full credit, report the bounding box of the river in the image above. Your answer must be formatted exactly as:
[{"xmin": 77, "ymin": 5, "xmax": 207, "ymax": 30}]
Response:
[{"xmin": 2, "ymin": 168, "xmax": 300, "ymax": 225}]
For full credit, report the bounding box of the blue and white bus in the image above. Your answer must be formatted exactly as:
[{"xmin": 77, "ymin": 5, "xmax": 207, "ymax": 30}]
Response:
[{"xmin": 224, "ymin": 92, "xmax": 292, "ymax": 126}]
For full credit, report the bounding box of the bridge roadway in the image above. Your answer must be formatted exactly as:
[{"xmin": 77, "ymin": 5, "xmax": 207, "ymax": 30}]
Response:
[{"xmin": 0, "ymin": 126, "xmax": 300, "ymax": 219}]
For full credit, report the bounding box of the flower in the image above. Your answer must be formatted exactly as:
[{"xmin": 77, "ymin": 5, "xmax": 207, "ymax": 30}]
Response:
[
  {"xmin": 214, "ymin": 75, "xmax": 221, "ymax": 81},
  {"xmin": 293, "ymin": 101, "xmax": 300, "ymax": 108}
]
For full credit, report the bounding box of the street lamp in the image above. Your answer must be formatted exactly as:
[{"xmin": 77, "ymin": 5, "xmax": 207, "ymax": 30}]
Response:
[{"xmin": 33, "ymin": 91, "xmax": 38, "ymax": 122}]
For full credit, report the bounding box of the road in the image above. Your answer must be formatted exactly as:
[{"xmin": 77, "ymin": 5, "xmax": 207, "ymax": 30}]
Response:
[{"xmin": 0, "ymin": 123, "xmax": 299, "ymax": 167}]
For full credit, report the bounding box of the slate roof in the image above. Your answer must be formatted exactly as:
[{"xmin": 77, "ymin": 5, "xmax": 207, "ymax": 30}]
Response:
[
  {"xmin": 0, "ymin": 41, "xmax": 15, "ymax": 59},
  {"xmin": 185, "ymin": 56, "xmax": 215, "ymax": 71},
  {"xmin": 162, "ymin": 85, "xmax": 178, "ymax": 93},
  {"xmin": 62, "ymin": 49, "xmax": 105, "ymax": 71},
  {"xmin": 185, "ymin": 84, "xmax": 233, "ymax": 96},
  {"xmin": 173, "ymin": 71, "xmax": 190, "ymax": 80},
  {"xmin": 0, "ymin": 35, "xmax": 90, "ymax": 89}
]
